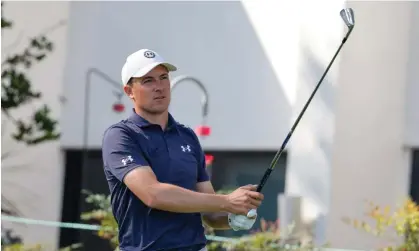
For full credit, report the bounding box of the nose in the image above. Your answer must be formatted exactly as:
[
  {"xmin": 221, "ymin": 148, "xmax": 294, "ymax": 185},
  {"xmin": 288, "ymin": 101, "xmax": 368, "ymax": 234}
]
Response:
[
  {"xmin": 154, "ymin": 82, "xmax": 164, "ymax": 92},
  {"xmin": 154, "ymin": 78, "xmax": 167, "ymax": 90}
]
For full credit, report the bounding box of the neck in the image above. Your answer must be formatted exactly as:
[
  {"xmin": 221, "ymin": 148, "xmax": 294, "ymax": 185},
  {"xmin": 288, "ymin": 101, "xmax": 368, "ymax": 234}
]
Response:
[{"xmin": 134, "ymin": 107, "xmax": 169, "ymax": 130}]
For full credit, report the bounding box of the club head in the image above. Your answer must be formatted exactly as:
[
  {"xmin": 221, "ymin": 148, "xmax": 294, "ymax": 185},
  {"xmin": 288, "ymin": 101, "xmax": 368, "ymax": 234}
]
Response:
[{"xmin": 340, "ymin": 8, "xmax": 355, "ymax": 28}]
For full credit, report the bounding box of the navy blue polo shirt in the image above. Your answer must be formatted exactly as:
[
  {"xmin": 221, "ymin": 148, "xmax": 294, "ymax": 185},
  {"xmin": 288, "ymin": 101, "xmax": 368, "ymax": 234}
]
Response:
[{"xmin": 101, "ymin": 110, "xmax": 210, "ymax": 251}]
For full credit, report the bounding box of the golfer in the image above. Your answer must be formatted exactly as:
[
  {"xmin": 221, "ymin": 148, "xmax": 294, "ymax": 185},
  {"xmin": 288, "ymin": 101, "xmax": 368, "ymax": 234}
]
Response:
[{"xmin": 101, "ymin": 48, "xmax": 264, "ymax": 251}]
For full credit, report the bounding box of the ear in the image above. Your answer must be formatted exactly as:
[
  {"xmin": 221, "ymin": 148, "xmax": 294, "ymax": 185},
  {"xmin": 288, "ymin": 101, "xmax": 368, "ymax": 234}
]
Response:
[{"xmin": 123, "ymin": 85, "xmax": 134, "ymax": 99}]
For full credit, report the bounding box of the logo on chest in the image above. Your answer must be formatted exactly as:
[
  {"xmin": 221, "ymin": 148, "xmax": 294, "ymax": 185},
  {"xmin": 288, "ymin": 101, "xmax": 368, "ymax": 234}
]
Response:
[{"xmin": 180, "ymin": 144, "xmax": 191, "ymax": 152}]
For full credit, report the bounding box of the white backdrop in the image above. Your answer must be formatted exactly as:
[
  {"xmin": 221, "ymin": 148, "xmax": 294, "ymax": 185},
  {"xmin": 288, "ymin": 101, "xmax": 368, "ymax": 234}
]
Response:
[{"xmin": 59, "ymin": 1, "xmax": 345, "ymax": 151}]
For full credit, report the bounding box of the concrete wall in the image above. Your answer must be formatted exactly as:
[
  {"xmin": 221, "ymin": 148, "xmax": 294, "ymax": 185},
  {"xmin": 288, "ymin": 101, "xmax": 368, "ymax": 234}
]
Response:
[
  {"xmin": 1, "ymin": 1, "xmax": 69, "ymax": 249},
  {"xmin": 326, "ymin": 1, "xmax": 419, "ymax": 249}
]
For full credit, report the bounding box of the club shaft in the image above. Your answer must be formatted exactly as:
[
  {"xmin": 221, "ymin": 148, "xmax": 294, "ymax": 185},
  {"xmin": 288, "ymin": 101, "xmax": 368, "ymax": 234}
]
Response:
[{"xmin": 256, "ymin": 30, "xmax": 352, "ymax": 193}]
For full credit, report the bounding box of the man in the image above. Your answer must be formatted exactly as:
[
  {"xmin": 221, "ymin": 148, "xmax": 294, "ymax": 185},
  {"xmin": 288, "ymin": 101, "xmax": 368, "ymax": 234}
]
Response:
[{"xmin": 101, "ymin": 48, "xmax": 264, "ymax": 251}]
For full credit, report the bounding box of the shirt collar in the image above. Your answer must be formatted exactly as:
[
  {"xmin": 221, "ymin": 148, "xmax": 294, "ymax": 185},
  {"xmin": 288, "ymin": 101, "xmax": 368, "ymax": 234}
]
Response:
[{"xmin": 128, "ymin": 108, "xmax": 178, "ymax": 131}]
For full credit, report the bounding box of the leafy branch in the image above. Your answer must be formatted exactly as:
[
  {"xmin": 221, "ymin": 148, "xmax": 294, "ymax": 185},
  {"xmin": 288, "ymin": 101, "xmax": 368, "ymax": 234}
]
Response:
[
  {"xmin": 1, "ymin": 3, "xmax": 60, "ymax": 145},
  {"xmin": 1, "ymin": 2, "xmax": 61, "ymax": 222}
]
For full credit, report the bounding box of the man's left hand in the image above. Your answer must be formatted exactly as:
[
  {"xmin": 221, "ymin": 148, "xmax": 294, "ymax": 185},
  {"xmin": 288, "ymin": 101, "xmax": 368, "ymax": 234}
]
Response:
[{"xmin": 228, "ymin": 209, "xmax": 257, "ymax": 231}]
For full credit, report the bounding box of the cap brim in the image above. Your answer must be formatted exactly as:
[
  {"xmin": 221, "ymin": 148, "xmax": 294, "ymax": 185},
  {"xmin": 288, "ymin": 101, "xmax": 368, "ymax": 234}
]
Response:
[{"xmin": 131, "ymin": 62, "xmax": 177, "ymax": 79}]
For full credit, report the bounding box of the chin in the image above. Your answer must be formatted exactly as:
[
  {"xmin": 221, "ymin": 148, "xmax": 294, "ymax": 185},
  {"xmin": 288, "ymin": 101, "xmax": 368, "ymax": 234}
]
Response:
[{"xmin": 144, "ymin": 107, "xmax": 168, "ymax": 115}]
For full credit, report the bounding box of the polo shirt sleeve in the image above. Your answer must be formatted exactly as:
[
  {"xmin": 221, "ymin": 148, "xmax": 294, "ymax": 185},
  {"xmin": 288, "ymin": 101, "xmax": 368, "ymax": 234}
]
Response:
[{"xmin": 102, "ymin": 125, "xmax": 150, "ymax": 182}]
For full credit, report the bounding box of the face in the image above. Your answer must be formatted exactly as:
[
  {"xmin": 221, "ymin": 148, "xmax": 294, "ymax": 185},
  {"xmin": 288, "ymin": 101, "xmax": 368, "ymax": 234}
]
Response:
[{"xmin": 124, "ymin": 65, "xmax": 171, "ymax": 115}]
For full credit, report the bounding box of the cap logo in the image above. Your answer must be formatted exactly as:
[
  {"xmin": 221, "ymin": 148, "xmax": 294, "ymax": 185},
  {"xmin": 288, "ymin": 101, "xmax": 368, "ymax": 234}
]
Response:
[{"xmin": 144, "ymin": 50, "xmax": 155, "ymax": 58}]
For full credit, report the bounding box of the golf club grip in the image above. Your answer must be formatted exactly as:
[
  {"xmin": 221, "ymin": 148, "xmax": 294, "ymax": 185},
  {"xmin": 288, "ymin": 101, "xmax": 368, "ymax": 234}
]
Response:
[
  {"xmin": 256, "ymin": 169, "xmax": 272, "ymax": 192},
  {"xmin": 256, "ymin": 135, "xmax": 289, "ymax": 192}
]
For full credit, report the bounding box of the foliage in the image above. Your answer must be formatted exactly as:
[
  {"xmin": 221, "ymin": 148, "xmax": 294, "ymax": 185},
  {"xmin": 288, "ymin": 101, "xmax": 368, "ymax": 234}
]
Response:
[
  {"xmin": 1, "ymin": 243, "xmax": 82, "ymax": 251},
  {"xmin": 80, "ymin": 190, "xmax": 218, "ymax": 250},
  {"xmin": 1, "ymin": 2, "xmax": 62, "ymax": 246},
  {"xmin": 1, "ymin": 2, "xmax": 60, "ymax": 146},
  {"xmin": 1, "ymin": 216, "xmax": 82, "ymax": 251},
  {"xmin": 81, "ymin": 190, "xmax": 327, "ymax": 251},
  {"xmin": 79, "ymin": 190, "xmax": 119, "ymax": 250},
  {"xmin": 1, "ymin": 228, "xmax": 23, "ymax": 248},
  {"xmin": 208, "ymin": 219, "xmax": 325, "ymax": 251},
  {"xmin": 343, "ymin": 198, "xmax": 419, "ymax": 251}
]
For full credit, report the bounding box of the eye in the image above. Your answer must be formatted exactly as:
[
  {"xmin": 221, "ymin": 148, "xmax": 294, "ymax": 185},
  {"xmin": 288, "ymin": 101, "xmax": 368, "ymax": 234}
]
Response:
[
  {"xmin": 143, "ymin": 78, "xmax": 153, "ymax": 84},
  {"xmin": 160, "ymin": 75, "xmax": 168, "ymax": 80}
]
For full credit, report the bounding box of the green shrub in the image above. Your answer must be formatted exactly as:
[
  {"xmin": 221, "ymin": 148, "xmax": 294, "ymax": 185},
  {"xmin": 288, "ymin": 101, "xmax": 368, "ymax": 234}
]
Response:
[
  {"xmin": 81, "ymin": 190, "xmax": 327, "ymax": 251},
  {"xmin": 207, "ymin": 219, "xmax": 326, "ymax": 251},
  {"xmin": 1, "ymin": 243, "xmax": 82, "ymax": 251},
  {"xmin": 80, "ymin": 190, "xmax": 119, "ymax": 249},
  {"xmin": 343, "ymin": 198, "xmax": 419, "ymax": 251}
]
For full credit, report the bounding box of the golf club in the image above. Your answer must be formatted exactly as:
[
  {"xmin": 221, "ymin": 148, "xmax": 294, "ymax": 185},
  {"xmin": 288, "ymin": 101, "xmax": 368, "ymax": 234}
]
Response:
[{"xmin": 247, "ymin": 8, "xmax": 355, "ymax": 218}]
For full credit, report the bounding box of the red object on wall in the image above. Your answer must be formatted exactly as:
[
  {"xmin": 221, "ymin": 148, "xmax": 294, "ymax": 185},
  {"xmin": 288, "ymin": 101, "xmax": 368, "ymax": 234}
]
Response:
[
  {"xmin": 113, "ymin": 102, "xmax": 125, "ymax": 113},
  {"xmin": 195, "ymin": 125, "xmax": 211, "ymax": 136},
  {"xmin": 205, "ymin": 154, "xmax": 214, "ymax": 166}
]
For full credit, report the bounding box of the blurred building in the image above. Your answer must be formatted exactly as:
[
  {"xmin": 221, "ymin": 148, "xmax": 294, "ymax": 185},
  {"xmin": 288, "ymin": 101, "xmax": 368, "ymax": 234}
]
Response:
[{"xmin": 2, "ymin": 1, "xmax": 419, "ymax": 251}]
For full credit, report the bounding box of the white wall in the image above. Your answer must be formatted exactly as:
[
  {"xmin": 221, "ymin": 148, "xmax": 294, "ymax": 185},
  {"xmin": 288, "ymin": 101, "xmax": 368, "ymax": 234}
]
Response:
[
  {"xmin": 60, "ymin": 1, "xmax": 302, "ymax": 150},
  {"xmin": 1, "ymin": 1, "xmax": 69, "ymax": 249},
  {"xmin": 283, "ymin": 0, "xmax": 345, "ymax": 245},
  {"xmin": 405, "ymin": 2, "xmax": 419, "ymax": 148},
  {"xmin": 326, "ymin": 1, "xmax": 416, "ymax": 249}
]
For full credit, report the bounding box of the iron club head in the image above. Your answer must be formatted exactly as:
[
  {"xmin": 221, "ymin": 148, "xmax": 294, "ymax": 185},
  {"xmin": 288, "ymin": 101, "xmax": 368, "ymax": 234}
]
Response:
[{"xmin": 340, "ymin": 8, "xmax": 355, "ymax": 28}]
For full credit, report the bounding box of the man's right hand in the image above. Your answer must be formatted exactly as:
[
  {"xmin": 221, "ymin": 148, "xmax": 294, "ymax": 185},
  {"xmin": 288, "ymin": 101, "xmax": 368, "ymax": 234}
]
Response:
[{"xmin": 225, "ymin": 185, "xmax": 264, "ymax": 215}]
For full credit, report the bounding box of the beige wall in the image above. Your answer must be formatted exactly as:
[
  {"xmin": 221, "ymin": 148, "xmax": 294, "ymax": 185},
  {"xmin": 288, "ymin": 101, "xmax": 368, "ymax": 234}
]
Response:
[
  {"xmin": 1, "ymin": 1, "xmax": 69, "ymax": 249},
  {"xmin": 327, "ymin": 1, "xmax": 418, "ymax": 249}
]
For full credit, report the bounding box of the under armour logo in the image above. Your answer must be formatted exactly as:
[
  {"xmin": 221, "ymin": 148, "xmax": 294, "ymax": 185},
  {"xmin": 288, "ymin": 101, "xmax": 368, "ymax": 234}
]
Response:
[
  {"xmin": 121, "ymin": 155, "xmax": 133, "ymax": 166},
  {"xmin": 181, "ymin": 145, "xmax": 191, "ymax": 152},
  {"xmin": 144, "ymin": 50, "xmax": 155, "ymax": 58}
]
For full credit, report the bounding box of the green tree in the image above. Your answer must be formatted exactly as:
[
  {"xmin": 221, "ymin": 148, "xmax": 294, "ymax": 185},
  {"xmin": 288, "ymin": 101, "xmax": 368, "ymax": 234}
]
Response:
[
  {"xmin": 1, "ymin": 3, "xmax": 60, "ymax": 147},
  {"xmin": 1, "ymin": 1, "xmax": 60, "ymax": 217},
  {"xmin": 1, "ymin": 2, "xmax": 61, "ymax": 248}
]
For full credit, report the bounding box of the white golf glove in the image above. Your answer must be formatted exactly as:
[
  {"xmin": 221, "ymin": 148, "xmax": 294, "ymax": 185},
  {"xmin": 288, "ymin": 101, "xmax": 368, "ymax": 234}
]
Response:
[{"xmin": 228, "ymin": 209, "xmax": 258, "ymax": 231}]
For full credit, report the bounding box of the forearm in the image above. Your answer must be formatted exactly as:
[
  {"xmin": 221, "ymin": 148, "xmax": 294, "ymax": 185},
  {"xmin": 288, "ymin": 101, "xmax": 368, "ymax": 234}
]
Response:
[
  {"xmin": 202, "ymin": 212, "xmax": 230, "ymax": 230},
  {"xmin": 147, "ymin": 182, "xmax": 228, "ymax": 213}
]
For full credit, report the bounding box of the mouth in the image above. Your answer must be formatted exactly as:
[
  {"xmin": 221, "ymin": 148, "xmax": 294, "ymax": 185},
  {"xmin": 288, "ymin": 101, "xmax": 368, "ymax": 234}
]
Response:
[{"xmin": 154, "ymin": 96, "xmax": 165, "ymax": 100}]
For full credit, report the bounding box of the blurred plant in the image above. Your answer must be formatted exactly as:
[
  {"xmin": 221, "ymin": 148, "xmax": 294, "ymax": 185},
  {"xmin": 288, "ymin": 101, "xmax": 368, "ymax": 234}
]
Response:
[
  {"xmin": 1, "ymin": 2, "xmax": 60, "ymax": 146},
  {"xmin": 81, "ymin": 185, "xmax": 327, "ymax": 251},
  {"xmin": 342, "ymin": 198, "xmax": 419, "ymax": 251},
  {"xmin": 1, "ymin": 3, "xmax": 63, "ymax": 246},
  {"xmin": 79, "ymin": 190, "xmax": 119, "ymax": 250},
  {"xmin": 1, "ymin": 2, "xmax": 61, "ymax": 220},
  {"xmin": 208, "ymin": 218, "xmax": 325, "ymax": 251},
  {"xmin": 1, "ymin": 243, "xmax": 82, "ymax": 251},
  {"xmin": 251, "ymin": 218, "xmax": 281, "ymax": 235},
  {"xmin": 80, "ymin": 189, "xmax": 230, "ymax": 250},
  {"xmin": 1, "ymin": 229, "xmax": 23, "ymax": 247}
]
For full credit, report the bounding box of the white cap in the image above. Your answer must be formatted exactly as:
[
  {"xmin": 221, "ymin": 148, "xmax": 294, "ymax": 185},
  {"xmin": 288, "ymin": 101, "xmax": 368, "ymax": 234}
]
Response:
[{"xmin": 121, "ymin": 49, "xmax": 177, "ymax": 85}]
